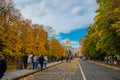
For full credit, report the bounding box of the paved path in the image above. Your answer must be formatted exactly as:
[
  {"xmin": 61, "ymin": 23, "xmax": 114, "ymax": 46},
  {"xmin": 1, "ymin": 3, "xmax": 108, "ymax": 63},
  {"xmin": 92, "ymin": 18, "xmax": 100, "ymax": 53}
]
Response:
[
  {"xmin": 79, "ymin": 59, "xmax": 120, "ymax": 80},
  {"xmin": 3, "ymin": 58, "xmax": 120, "ymax": 80},
  {"xmin": 19, "ymin": 58, "xmax": 83, "ymax": 80},
  {"xmin": 2, "ymin": 61, "xmax": 62, "ymax": 80},
  {"xmin": 19, "ymin": 58, "xmax": 120, "ymax": 80},
  {"xmin": 89, "ymin": 60, "xmax": 120, "ymax": 71}
]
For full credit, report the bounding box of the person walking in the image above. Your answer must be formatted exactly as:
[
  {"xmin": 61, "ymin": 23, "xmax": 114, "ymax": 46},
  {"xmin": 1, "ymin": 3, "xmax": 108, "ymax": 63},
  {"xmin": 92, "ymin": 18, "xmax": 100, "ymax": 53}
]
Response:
[
  {"xmin": 32, "ymin": 54, "xmax": 39, "ymax": 69},
  {"xmin": 105, "ymin": 56, "xmax": 109, "ymax": 65},
  {"xmin": 114, "ymin": 55, "xmax": 118, "ymax": 65},
  {"xmin": 44, "ymin": 56, "xmax": 48, "ymax": 68},
  {"xmin": 38, "ymin": 55, "xmax": 45, "ymax": 71},
  {"xmin": 27, "ymin": 53, "xmax": 34, "ymax": 69},
  {"xmin": 66, "ymin": 57, "xmax": 69, "ymax": 63},
  {"xmin": 66, "ymin": 57, "xmax": 71, "ymax": 63},
  {"xmin": 0, "ymin": 55, "xmax": 7, "ymax": 80},
  {"xmin": 61, "ymin": 56, "xmax": 64, "ymax": 63},
  {"xmin": 23, "ymin": 54, "xmax": 28, "ymax": 69}
]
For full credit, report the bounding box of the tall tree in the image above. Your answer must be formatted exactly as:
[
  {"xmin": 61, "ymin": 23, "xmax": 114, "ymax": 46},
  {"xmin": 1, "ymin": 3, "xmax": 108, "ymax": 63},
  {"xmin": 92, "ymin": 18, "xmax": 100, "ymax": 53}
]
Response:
[{"xmin": 80, "ymin": 0, "xmax": 120, "ymax": 60}]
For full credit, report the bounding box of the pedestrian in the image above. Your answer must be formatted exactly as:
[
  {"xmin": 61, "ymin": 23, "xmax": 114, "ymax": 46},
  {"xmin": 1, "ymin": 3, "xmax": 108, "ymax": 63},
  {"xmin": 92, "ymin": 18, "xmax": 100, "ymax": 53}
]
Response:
[
  {"xmin": 66, "ymin": 57, "xmax": 69, "ymax": 63},
  {"xmin": 114, "ymin": 56, "xmax": 117, "ymax": 65},
  {"xmin": 110, "ymin": 55, "xmax": 114, "ymax": 65},
  {"xmin": 69, "ymin": 57, "xmax": 71, "ymax": 63},
  {"xmin": 23, "ymin": 54, "xmax": 28, "ymax": 69},
  {"xmin": 61, "ymin": 56, "xmax": 64, "ymax": 62},
  {"xmin": 108, "ymin": 56, "xmax": 111, "ymax": 65},
  {"xmin": 0, "ymin": 55, "xmax": 7, "ymax": 80},
  {"xmin": 32, "ymin": 54, "xmax": 38, "ymax": 69},
  {"xmin": 38, "ymin": 55, "xmax": 45, "ymax": 71},
  {"xmin": 104, "ymin": 56, "xmax": 109, "ymax": 65},
  {"xmin": 27, "ymin": 53, "xmax": 34, "ymax": 69},
  {"xmin": 44, "ymin": 56, "xmax": 48, "ymax": 68},
  {"xmin": 27, "ymin": 54, "xmax": 33, "ymax": 64}
]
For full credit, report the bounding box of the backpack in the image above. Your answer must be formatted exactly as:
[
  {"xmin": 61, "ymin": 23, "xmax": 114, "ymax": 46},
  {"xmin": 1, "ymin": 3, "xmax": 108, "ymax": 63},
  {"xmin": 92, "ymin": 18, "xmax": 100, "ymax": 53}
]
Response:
[{"xmin": 38, "ymin": 56, "xmax": 44, "ymax": 64}]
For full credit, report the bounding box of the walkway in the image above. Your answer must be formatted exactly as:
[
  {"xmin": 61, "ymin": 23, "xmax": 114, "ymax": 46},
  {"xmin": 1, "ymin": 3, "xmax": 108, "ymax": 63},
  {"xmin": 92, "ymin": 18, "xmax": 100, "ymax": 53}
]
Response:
[
  {"xmin": 79, "ymin": 59, "xmax": 120, "ymax": 80},
  {"xmin": 2, "ymin": 61, "xmax": 62, "ymax": 80},
  {"xmin": 89, "ymin": 60, "xmax": 120, "ymax": 71},
  {"xmin": 19, "ymin": 58, "xmax": 120, "ymax": 80},
  {"xmin": 2, "ymin": 58, "xmax": 120, "ymax": 80},
  {"xmin": 19, "ymin": 58, "xmax": 83, "ymax": 80}
]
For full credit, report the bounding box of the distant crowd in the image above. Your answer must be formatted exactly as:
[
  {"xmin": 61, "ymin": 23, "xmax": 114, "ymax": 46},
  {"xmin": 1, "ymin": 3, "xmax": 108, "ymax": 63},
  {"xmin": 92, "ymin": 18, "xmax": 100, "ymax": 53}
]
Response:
[
  {"xmin": 0, "ymin": 53, "xmax": 73, "ymax": 80},
  {"xmin": 23, "ymin": 54, "xmax": 73, "ymax": 70},
  {"xmin": 104, "ymin": 55, "xmax": 119, "ymax": 65},
  {"xmin": 23, "ymin": 54, "xmax": 48, "ymax": 71}
]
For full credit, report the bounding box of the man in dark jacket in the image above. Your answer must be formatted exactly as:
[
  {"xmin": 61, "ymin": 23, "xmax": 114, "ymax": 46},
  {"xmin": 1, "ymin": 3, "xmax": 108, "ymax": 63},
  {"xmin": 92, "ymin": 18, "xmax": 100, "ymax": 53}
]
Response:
[
  {"xmin": 0, "ymin": 56, "xmax": 7, "ymax": 80},
  {"xmin": 23, "ymin": 54, "xmax": 28, "ymax": 69},
  {"xmin": 38, "ymin": 55, "xmax": 45, "ymax": 71}
]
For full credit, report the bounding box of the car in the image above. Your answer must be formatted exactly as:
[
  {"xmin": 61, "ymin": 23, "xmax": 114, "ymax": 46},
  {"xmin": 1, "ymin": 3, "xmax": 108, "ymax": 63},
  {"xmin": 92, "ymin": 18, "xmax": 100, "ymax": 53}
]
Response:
[{"xmin": 82, "ymin": 56, "xmax": 88, "ymax": 60}]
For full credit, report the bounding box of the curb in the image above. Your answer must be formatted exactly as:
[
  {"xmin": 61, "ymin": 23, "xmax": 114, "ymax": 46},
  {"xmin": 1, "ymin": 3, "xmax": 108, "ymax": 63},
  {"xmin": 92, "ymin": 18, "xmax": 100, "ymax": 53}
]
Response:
[
  {"xmin": 88, "ymin": 60, "xmax": 120, "ymax": 72},
  {"xmin": 8, "ymin": 62, "xmax": 63, "ymax": 80}
]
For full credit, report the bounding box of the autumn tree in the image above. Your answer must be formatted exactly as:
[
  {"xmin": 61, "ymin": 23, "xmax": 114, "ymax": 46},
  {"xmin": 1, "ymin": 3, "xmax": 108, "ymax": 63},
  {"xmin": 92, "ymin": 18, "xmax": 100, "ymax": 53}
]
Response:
[
  {"xmin": 80, "ymin": 0, "xmax": 120, "ymax": 60},
  {"xmin": 0, "ymin": 0, "xmax": 64, "ymax": 60},
  {"xmin": 49, "ymin": 37, "xmax": 65, "ymax": 58}
]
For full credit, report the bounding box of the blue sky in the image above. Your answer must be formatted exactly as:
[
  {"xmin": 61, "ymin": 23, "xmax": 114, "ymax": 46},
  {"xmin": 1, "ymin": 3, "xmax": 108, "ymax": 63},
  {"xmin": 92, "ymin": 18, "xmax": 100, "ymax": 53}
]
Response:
[
  {"xmin": 55, "ymin": 28, "xmax": 88, "ymax": 47},
  {"xmin": 14, "ymin": 0, "xmax": 98, "ymax": 48}
]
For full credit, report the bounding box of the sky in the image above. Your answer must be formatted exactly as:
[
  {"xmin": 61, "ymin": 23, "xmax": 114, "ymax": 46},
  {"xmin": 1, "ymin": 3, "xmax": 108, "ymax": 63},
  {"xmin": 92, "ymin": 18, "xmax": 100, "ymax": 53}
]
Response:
[{"xmin": 14, "ymin": 0, "xmax": 98, "ymax": 48}]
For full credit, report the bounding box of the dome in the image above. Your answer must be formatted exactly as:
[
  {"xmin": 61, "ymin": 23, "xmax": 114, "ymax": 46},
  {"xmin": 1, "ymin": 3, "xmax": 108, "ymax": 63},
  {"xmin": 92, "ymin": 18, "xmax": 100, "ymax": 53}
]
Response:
[{"xmin": 65, "ymin": 39, "xmax": 71, "ymax": 45}]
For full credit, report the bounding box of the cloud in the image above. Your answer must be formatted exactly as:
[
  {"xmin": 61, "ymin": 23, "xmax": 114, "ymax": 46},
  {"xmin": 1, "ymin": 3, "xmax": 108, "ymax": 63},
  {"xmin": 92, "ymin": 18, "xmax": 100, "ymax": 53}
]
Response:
[
  {"xmin": 60, "ymin": 40, "xmax": 80, "ymax": 48},
  {"xmin": 14, "ymin": 0, "xmax": 98, "ymax": 34},
  {"xmin": 45, "ymin": 0, "xmax": 75, "ymax": 12},
  {"xmin": 71, "ymin": 7, "xmax": 83, "ymax": 15},
  {"xmin": 86, "ymin": 0, "xmax": 97, "ymax": 5},
  {"xmin": 14, "ymin": 0, "xmax": 98, "ymax": 47},
  {"xmin": 71, "ymin": 41, "xmax": 80, "ymax": 48},
  {"xmin": 14, "ymin": 0, "xmax": 41, "ymax": 5}
]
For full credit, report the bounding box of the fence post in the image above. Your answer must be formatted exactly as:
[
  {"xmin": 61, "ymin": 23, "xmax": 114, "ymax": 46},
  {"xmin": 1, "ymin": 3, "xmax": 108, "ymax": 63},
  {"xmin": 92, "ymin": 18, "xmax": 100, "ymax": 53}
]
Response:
[{"xmin": 16, "ymin": 58, "xmax": 23, "ymax": 69}]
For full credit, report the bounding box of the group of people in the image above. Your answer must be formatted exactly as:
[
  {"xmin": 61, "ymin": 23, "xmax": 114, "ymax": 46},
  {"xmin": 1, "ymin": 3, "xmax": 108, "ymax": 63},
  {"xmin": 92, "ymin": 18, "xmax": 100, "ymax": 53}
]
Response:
[
  {"xmin": 66, "ymin": 57, "xmax": 71, "ymax": 63},
  {"xmin": 23, "ymin": 54, "xmax": 48, "ymax": 71},
  {"xmin": 105, "ymin": 55, "xmax": 118, "ymax": 65}
]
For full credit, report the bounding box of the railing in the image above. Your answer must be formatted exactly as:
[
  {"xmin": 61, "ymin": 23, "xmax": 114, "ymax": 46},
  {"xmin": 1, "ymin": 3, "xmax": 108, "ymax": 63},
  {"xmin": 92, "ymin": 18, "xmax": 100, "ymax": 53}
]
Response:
[{"xmin": 7, "ymin": 59, "xmax": 17, "ymax": 72}]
